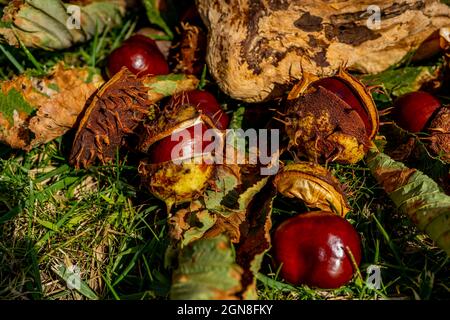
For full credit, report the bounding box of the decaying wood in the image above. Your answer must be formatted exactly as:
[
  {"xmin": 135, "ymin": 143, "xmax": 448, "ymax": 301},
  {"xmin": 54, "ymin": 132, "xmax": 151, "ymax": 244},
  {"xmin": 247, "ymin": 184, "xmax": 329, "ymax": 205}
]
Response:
[{"xmin": 197, "ymin": 0, "xmax": 450, "ymax": 102}]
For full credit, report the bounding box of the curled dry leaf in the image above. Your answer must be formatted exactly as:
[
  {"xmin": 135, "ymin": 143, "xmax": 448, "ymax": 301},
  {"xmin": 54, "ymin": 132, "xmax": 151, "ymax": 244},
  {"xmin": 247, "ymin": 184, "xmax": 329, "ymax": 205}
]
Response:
[
  {"xmin": 166, "ymin": 160, "xmax": 271, "ymax": 244},
  {"xmin": 203, "ymin": 164, "xmax": 270, "ymax": 243},
  {"xmin": 362, "ymin": 65, "xmax": 445, "ymax": 98},
  {"xmin": 273, "ymin": 162, "xmax": 350, "ymax": 217},
  {"xmin": 169, "ymin": 201, "xmax": 217, "ymax": 246},
  {"xmin": 168, "ymin": 163, "xmax": 275, "ymax": 299},
  {"xmin": 367, "ymin": 149, "xmax": 450, "ymax": 256},
  {"xmin": 0, "ymin": 0, "xmax": 125, "ymax": 50},
  {"xmin": 197, "ymin": 0, "xmax": 450, "ymax": 102},
  {"xmin": 234, "ymin": 180, "xmax": 277, "ymax": 299},
  {"xmin": 70, "ymin": 71, "xmax": 199, "ymax": 168},
  {"xmin": 0, "ymin": 63, "xmax": 103, "ymax": 150},
  {"xmin": 167, "ymin": 164, "xmax": 244, "ymax": 246}
]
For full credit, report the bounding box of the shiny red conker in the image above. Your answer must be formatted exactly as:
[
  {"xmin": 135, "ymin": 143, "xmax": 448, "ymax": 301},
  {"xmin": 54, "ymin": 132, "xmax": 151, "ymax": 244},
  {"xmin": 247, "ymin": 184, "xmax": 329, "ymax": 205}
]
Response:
[
  {"xmin": 107, "ymin": 36, "xmax": 169, "ymax": 78},
  {"xmin": 273, "ymin": 211, "xmax": 362, "ymax": 289},
  {"xmin": 392, "ymin": 91, "xmax": 441, "ymax": 133},
  {"xmin": 170, "ymin": 90, "xmax": 230, "ymax": 130},
  {"xmin": 148, "ymin": 123, "xmax": 212, "ymax": 164}
]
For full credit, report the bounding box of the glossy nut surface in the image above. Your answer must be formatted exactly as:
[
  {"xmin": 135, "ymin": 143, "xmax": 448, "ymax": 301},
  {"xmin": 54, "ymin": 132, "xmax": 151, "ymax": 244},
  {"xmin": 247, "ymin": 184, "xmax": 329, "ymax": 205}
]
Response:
[
  {"xmin": 273, "ymin": 211, "xmax": 362, "ymax": 289},
  {"xmin": 170, "ymin": 90, "xmax": 230, "ymax": 129},
  {"xmin": 107, "ymin": 36, "xmax": 169, "ymax": 77},
  {"xmin": 392, "ymin": 91, "xmax": 441, "ymax": 133},
  {"xmin": 148, "ymin": 123, "xmax": 211, "ymax": 164}
]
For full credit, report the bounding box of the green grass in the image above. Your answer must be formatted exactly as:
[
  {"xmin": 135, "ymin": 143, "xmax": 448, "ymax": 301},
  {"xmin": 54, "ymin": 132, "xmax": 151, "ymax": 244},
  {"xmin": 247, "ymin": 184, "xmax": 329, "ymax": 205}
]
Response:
[
  {"xmin": 0, "ymin": 4, "xmax": 449, "ymax": 301},
  {"xmin": 263, "ymin": 162, "xmax": 449, "ymax": 300},
  {"xmin": 0, "ymin": 142, "xmax": 171, "ymax": 299}
]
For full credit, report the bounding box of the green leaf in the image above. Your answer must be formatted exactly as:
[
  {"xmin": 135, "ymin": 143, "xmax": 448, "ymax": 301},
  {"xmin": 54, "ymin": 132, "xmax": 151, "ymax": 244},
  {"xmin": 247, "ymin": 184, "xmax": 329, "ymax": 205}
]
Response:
[
  {"xmin": 170, "ymin": 235, "xmax": 243, "ymax": 300},
  {"xmin": 205, "ymin": 167, "xmax": 241, "ymax": 211},
  {"xmin": 142, "ymin": 0, "xmax": 174, "ymax": 39},
  {"xmin": 34, "ymin": 217, "xmax": 59, "ymax": 232},
  {"xmin": 362, "ymin": 65, "xmax": 441, "ymax": 98},
  {"xmin": 0, "ymin": 0, "xmax": 125, "ymax": 50},
  {"xmin": 230, "ymin": 106, "xmax": 246, "ymax": 130},
  {"xmin": 52, "ymin": 264, "xmax": 98, "ymax": 300},
  {"xmin": 0, "ymin": 88, "xmax": 36, "ymax": 126},
  {"xmin": 145, "ymin": 74, "xmax": 190, "ymax": 96},
  {"xmin": 367, "ymin": 149, "xmax": 450, "ymax": 256},
  {"xmin": 235, "ymin": 180, "xmax": 277, "ymax": 299},
  {"xmin": 171, "ymin": 203, "xmax": 218, "ymax": 247}
]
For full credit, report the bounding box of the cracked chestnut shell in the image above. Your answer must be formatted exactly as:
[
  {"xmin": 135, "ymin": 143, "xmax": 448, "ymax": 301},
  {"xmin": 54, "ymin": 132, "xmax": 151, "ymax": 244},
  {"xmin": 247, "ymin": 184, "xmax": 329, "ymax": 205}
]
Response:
[
  {"xmin": 138, "ymin": 98, "xmax": 219, "ymax": 210},
  {"xmin": 284, "ymin": 68, "xmax": 379, "ymax": 164},
  {"xmin": 273, "ymin": 211, "xmax": 361, "ymax": 289},
  {"xmin": 428, "ymin": 106, "xmax": 450, "ymax": 163},
  {"xmin": 168, "ymin": 90, "xmax": 229, "ymax": 130}
]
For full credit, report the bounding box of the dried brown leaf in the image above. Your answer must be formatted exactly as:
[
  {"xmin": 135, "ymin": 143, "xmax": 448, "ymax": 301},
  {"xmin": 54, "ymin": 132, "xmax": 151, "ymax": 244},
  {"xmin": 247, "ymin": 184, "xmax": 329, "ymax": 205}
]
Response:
[
  {"xmin": 274, "ymin": 162, "xmax": 350, "ymax": 216},
  {"xmin": 0, "ymin": 63, "xmax": 103, "ymax": 150}
]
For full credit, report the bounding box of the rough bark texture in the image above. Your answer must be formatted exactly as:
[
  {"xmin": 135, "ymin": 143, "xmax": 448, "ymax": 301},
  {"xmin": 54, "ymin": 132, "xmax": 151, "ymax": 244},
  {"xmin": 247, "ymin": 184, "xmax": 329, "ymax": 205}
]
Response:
[{"xmin": 197, "ymin": 0, "xmax": 450, "ymax": 102}]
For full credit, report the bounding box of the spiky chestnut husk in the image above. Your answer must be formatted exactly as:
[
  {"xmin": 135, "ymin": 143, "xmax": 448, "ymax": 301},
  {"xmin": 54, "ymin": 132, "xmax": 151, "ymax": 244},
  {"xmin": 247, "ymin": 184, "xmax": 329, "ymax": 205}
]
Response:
[
  {"xmin": 139, "ymin": 159, "xmax": 214, "ymax": 211},
  {"xmin": 428, "ymin": 106, "xmax": 450, "ymax": 163},
  {"xmin": 138, "ymin": 92, "xmax": 225, "ymax": 210},
  {"xmin": 284, "ymin": 68, "xmax": 379, "ymax": 164},
  {"xmin": 69, "ymin": 70, "xmax": 199, "ymax": 169},
  {"xmin": 391, "ymin": 91, "xmax": 449, "ymax": 162}
]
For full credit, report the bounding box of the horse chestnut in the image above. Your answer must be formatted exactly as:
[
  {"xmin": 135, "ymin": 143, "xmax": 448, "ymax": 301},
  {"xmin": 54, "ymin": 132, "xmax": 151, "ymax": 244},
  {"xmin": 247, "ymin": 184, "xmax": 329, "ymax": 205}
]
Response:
[
  {"xmin": 107, "ymin": 35, "xmax": 169, "ymax": 77},
  {"xmin": 312, "ymin": 77, "xmax": 372, "ymax": 135},
  {"xmin": 284, "ymin": 68, "xmax": 379, "ymax": 164},
  {"xmin": 273, "ymin": 211, "xmax": 361, "ymax": 289},
  {"xmin": 148, "ymin": 123, "xmax": 211, "ymax": 164},
  {"xmin": 169, "ymin": 90, "xmax": 230, "ymax": 129},
  {"xmin": 392, "ymin": 91, "xmax": 441, "ymax": 133}
]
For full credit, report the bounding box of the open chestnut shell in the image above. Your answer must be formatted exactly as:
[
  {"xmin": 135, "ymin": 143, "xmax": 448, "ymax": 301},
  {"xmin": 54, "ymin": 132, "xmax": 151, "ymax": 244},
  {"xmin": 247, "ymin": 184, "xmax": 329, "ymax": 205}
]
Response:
[
  {"xmin": 284, "ymin": 68, "xmax": 379, "ymax": 164},
  {"xmin": 138, "ymin": 93, "xmax": 226, "ymax": 210},
  {"xmin": 391, "ymin": 91, "xmax": 449, "ymax": 163}
]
